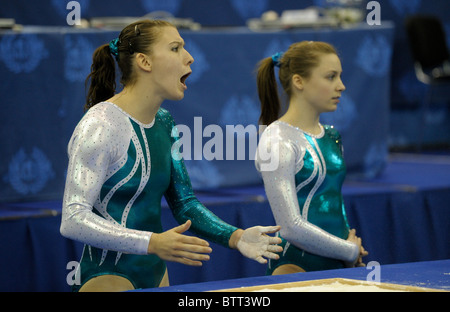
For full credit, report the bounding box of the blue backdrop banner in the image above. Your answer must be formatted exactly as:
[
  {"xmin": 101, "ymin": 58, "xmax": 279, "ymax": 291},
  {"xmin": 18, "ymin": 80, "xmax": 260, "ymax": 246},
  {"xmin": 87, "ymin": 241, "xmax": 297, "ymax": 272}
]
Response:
[{"xmin": 0, "ymin": 24, "xmax": 394, "ymax": 202}]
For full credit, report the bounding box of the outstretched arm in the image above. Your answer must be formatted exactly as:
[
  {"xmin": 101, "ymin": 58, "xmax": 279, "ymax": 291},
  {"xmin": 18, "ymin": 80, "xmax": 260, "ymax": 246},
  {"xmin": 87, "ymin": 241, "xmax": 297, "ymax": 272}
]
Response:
[{"xmin": 164, "ymin": 111, "xmax": 282, "ymax": 263}]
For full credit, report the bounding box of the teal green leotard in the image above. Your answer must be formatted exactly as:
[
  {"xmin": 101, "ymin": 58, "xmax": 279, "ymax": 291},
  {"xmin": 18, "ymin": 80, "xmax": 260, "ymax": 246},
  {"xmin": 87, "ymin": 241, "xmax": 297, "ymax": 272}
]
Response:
[
  {"xmin": 61, "ymin": 102, "xmax": 237, "ymax": 290},
  {"xmin": 255, "ymin": 121, "xmax": 359, "ymax": 273}
]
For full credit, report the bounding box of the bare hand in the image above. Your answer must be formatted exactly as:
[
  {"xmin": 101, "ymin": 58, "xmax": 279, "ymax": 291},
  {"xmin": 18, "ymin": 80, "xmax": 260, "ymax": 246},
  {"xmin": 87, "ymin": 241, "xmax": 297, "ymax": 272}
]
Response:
[
  {"xmin": 346, "ymin": 229, "xmax": 369, "ymax": 267},
  {"xmin": 356, "ymin": 244, "xmax": 369, "ymax": 267},
  {"xmin": 147, "ymin": 220, "xmax": 212, "ymax": 266}
]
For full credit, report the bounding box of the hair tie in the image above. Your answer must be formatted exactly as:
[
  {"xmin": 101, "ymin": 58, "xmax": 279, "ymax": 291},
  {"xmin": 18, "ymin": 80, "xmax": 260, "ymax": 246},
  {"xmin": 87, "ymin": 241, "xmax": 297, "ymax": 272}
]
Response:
[
  {"xmin": 109, "ymin": 38, "xmax": 120, "ymax": 60},
  {"xmin": 271, "ymin": 52, "xmax": 284, "ymax": 68}
]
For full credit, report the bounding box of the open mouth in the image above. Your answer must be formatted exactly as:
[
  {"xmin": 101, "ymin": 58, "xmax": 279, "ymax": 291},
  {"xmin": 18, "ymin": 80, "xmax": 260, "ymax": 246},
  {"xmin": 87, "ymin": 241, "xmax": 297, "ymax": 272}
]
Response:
[{"xmin": 180, "ymin": 72, "xmax": 191, "ymax": 88}]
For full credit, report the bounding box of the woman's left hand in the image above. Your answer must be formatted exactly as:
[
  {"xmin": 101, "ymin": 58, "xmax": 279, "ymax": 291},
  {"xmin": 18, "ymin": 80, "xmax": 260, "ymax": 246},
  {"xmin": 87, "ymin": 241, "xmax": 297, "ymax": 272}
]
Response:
[{"xmin": 231, "ymin": 226, "xmax": 283, "ymax": 264}]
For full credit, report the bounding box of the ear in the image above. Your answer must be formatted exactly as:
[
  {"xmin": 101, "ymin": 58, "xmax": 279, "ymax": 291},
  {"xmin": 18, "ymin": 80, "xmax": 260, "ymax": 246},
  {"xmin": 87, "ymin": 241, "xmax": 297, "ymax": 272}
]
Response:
[
  {"xmin": 135, "ymin": 53, "xmax": 152, "ymax": 72},
  {"xmin": 292, "ymin": 74, "xmax": 304, "ymax": 91}
]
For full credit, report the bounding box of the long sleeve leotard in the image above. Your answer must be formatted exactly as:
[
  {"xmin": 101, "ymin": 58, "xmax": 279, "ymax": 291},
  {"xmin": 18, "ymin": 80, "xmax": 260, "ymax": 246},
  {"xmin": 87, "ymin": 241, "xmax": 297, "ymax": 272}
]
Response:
[
  {"xmin": 255, "ymin": 120, "xmax": 359, "ymax": 272},
  {"xmin": 61, "ymin": 102, "xmax": 237, "ymax": 289}
]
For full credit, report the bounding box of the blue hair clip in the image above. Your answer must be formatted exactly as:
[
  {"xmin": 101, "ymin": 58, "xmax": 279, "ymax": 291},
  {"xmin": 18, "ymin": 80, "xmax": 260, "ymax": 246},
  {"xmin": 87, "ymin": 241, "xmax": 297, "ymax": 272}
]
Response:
[
  {"xmin": 109, "ymin": 38, "xmax": 120, "ymax": 60},
  {"xmin": 271, "ymin": 52, "xmax": 284, "ymax": 67}
]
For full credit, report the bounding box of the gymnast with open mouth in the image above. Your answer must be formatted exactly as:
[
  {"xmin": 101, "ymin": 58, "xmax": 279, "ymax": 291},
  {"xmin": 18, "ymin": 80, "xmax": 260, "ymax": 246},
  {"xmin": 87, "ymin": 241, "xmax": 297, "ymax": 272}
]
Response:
[{"xmin": 60, "ymin": 19, "xmax": 282, "ymax": 292}]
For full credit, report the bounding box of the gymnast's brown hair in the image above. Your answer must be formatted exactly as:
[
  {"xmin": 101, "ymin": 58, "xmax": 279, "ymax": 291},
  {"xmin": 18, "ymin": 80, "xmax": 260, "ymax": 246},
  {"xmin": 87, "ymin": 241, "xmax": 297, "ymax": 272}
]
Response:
[
  {"xmin": 256, "ymin": 41, "xmax": 337, "ymax": 125},
  {"xmin": 84, "ymin": 19, "xmax": 174, "ymax": 111}
]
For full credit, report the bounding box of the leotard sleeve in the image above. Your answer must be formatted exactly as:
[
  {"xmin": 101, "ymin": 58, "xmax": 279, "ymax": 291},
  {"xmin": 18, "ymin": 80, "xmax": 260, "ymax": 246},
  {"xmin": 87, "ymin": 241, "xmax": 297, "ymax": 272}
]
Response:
[
  {"xmin": 60, "ymin": 107, "xmax": 151, "ymax": 255},
  {"xmin": 255, "ymin": 125, "xmax": 359, "ymax": 263},
  {"xmin": 161, "ymin": 110, "xmax": 238, "ymax": 248}
]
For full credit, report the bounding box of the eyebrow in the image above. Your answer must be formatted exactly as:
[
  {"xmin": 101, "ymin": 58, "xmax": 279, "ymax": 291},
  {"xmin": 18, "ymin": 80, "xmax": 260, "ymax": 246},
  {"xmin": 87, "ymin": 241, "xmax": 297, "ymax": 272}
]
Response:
[
  {"xmin": 326, "ymin": 70, "xmax": 342, "ymax": 75},
  {"xmin": 169, "ymin": 40, "xmax": 185, "ymax": 46}
]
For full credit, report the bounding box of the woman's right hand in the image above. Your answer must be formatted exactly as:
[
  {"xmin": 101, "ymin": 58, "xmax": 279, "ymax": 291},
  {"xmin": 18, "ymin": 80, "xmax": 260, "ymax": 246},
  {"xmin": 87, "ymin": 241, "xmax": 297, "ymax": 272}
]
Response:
[
  {"xmin": 345, "ymin": 229, "xmax": 368, "ymax": 267},
  {"xmin": 147, "ymin": 220, "xmax": 212, "ymax": 266}
]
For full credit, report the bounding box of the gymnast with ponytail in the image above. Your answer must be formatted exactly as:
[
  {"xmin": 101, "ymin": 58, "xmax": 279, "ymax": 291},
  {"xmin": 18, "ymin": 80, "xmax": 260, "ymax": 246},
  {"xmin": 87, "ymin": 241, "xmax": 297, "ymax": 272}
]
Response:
[
  {"xmin": 255, "ymin": 41, "xmax": 368, "ymax": 275},
  {"xmin": 60, "ymin": 19, "xmax": 282, "ymax": 291}
]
